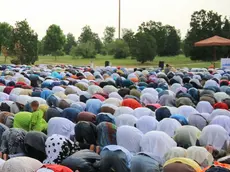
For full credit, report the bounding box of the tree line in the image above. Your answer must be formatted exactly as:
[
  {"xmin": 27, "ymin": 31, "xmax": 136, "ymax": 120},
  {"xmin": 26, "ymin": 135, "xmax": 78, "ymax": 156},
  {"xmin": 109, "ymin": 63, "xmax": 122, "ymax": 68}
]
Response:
[{"xmin": 0, "ymin": 9, "xmax": 229, "ymax": 65}]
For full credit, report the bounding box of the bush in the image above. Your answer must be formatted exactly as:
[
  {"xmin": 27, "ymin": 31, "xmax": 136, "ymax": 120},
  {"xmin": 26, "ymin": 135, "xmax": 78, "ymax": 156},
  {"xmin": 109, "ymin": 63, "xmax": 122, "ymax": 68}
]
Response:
[
  {"xmin": 107, "ymin": 40, "xmax": 129, "ymax": 59},
  {"xmin": 78, "ymin": 41, "xmax": 96, "ymax": 58},
  {"xmin": 11, "ymin": 58, "xmax": 20, "ymax": 65}
]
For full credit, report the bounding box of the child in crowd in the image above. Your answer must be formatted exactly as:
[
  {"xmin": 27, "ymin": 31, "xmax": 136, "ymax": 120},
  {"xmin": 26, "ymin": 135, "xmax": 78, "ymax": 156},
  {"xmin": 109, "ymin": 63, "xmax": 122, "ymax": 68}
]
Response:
[{"xmin": 29, "ymin": 100, "xmax": 47, "ymax": 132}]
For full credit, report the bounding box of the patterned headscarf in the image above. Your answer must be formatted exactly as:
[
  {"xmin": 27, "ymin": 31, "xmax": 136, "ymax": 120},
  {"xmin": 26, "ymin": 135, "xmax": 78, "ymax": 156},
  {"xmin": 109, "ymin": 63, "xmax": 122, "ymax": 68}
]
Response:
[
  {"xmin": 97, "ymin": 122, "xmax": 117, "ymax": 148},
  {"xmin": 43, "ymin": 134, "xmax": 80, "ymax": 164}
]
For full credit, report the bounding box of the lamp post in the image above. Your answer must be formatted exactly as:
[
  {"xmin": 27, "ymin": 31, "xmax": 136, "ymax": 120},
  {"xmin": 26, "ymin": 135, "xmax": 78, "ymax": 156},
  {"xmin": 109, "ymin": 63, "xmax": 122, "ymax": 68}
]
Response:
[{"xmin": 118, "ymin": 0, "xmax": 121, "ymax": 39}]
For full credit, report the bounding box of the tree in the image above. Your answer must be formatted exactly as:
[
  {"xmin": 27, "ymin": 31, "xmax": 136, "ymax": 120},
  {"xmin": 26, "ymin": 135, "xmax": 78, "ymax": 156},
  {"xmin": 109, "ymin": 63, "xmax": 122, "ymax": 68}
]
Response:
[
  {"xmin": 122, "ymin": 28, "xmax": 134, "ymax": 54},
  {"xmin": 77, "ymin": 41, "xmax": 96, "ymax": 58},
  {"xmin": 43, "ymin": 24, "xmax": 66, "ymax": 60},
  {"xmin": 163, "ymin": 25, "xmax": 181, "ymax": 56},
  {"xmin": 10, "ymin": 20, "xmax": 38, "ymax": 64},
  {"xmin": 103, "ymin": 26, "xmax": 115, "ymax": 44},
  {"xmin": 109, "ymin": 39, "xmax": 129, "ymax": 59},
  {"xmin": 78, "ymin": 26, "xmax": 102, "ymax": 54},
  {"xmin": 0, "ymin": 22, "xmax": 13, "ymax": 62},
  {"xmin": 184, "ymin": 10, "xmax": 229, "ymax": 61},
  {"xmin": 131, "ymin": 32, "xmax": 157, "ymax": 63},
  {"xmin": 64, "ymin": 33, "xmax": 77, "ymax": 55}
]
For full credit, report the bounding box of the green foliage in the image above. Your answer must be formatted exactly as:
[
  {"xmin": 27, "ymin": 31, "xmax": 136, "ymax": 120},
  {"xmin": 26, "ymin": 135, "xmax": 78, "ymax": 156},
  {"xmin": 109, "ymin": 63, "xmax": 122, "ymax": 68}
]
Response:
[
  {"xmin": 43, "ymin": 24, "xmax": 66, "ymax": 59},
  {"xmin": 108, "ymin": 39, "xmax": 129, "ymax": 59},
  {"xmin": 0, "ymin": 22, "xmax": 13, "ymax": 49},
  {"xmin": 72, "ymin": 41, "xmax": 96, "ymax": 59},
  {"xmin": 184, "ymin": 10, "xmax": 230, "ymax": 61},
  {"xmin": 10, "ymin": 20, "xmax": 38, "ymax": 64},
  {"xmin": 64, "ymin": 33, "xmax": 77, "ymax": 55},
  {"xmin": 103, "ymin": 26, "xmax": 116, "ymax": 44},
  {"xmin": 131, "ymin": 32, "xmax": 157, "ymax": 63},
  {"xmin": 138, "ymin": 21, "xmax": 180, "ymax": 56},
  {"xmin": 78, "ymin": 26, "xmax": 102, "ymax": 54}
]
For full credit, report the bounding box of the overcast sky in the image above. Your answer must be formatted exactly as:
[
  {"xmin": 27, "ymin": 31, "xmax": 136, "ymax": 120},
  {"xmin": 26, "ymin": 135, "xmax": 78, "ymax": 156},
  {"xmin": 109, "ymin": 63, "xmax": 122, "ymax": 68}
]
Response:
[{"xmin": 1, "ymin": 0, "xmax": 230, "ymax": 40}]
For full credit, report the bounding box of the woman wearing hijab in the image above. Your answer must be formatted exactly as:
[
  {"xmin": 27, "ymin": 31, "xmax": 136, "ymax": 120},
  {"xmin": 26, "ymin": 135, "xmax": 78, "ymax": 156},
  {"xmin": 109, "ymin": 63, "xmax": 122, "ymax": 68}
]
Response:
[
  {"xmin": 131, "ymin": 131, "xmax": 177, "ymax": 172},
  {"xmin": 75, "ymin": 121, "xmax": 97, "ymax": 146},
  {"xmin": 24, "ymin": 131, "xmax": 47, "ymax": 162},
  {"xmin": 85, "ymin": 99, "xmax": 102, "ymax": 115},
  {"xmin": 174, "ymin": 126, "xmax": 201, "ymax": 149},
  {"xmin": 133, "ymin": 107, "xmax": 154, "ymax": 119},
  {"xmin": 187, "ymin": 146, "xmax": 213, "ymax": 168},
  {"xmin": 43, "ymin": 134, "xmax": 80, "ymax": 164},
  {"xmin": 136, "ymin": 116, "xmax": 158, "ymax": 134},
  {"xmin": 100, "ymin": 144, "xmax": 132, "ymax": 172},
  {"xmin": 121, "ymin": 98, "xmax": 142, "ymax": 110},
  {"xmin": 114, "ymin": 106, "xmax": 134, "ymax": 117},
  {"xmin": 176, "ymin": 97, "xmax": 195, "ymax": 107},
  {"xmin": 140, "ymin": 93, "xmax": 158, "ymax": 106},
  {"xmin": 199, "ymin": 125, "xmax": 229, "ymax": 151},
  {"xmin": 117, "ymin": 126, "xmax": 143, "ymax": 154},
  {"xmin": 97, "ymin": 122, "xmax": 117, "ymax": 148},
  {"xmin": 163, "ymin": 157, "xmax": 202, "ymax": 172},
  {"xmin": 37, "ymin": 164, "xmax": 73, "ymax": 172},
  {"xmin": 159, "ymin": 95, "xmax": 176, "ymax": 107},
  {"xmin": 13, "ymin": 112, "xmax": 32, "ymax": 131},
  {"xmin": 210, "ymin": 116, "xmax": 230, "ymax": 135},
  {"xmin": 155, "ymin": 107, "xmax": 172, "ymax": 121},
  {"xmin": 76, "ymin": 111, "xmax": 96, "ymax": 123},
  {"xmin": 0, "ymin": 157, "xmax": 43, "ymax": 172},
  {"xmin": 196, "ymin": 101, "xmax": 214, "ymax": 114},
  {"xmin": 100, "ymin": 104, "xmax": 117, "ymax": 115},
  {"xmin": 61, "ymin": 108, "xmax": 82, "ymax": 123},
  {"xmin": 177, "ymin": 105, "xmax": 199, "ymax": 119},
  {"xmin": 0, "ymin": 128, "xmax": 27, "ymax": 160},
  {"xmin": 209, "ymin": 109, "xmax": 230, "ymax": 122},
  {"xmin": 115, "ymin": 114, "xmax": 138, "ymax": 127},
  {"xmin": 170, "ymin": 114, "xmax": 189, "ymax": 125},
  {"xmin": 164, "ymin": 147, "xmax": 187, "ymax": 162},
  {"xmin": 47, "ymin": 117, "xmax": 75, "ymax": 139},
  {"xmin": 213, "ymin": 102, "xmax": 229, "ymax": 110},
  {"xmin": 188, "ymin": 113, "xmax": 209, "ymax": 131},
  {"xmin": 157, "ymin": 118, "xmax": 182, "ymax": 137},
  {"xmin": 45, "ymin": 107, "xmax": 62, "ymax": 122},
  {"xmin": 96, "ymin": 112, "xmax": 115, "ymax": 125},
  {"xmin": 0, "ymin": 111, "xmax": 14, "ymax": 128}
]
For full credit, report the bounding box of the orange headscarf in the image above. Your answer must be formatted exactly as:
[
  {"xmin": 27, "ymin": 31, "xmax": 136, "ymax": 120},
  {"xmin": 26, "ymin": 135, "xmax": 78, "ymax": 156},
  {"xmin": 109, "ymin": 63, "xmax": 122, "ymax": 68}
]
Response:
[{"xmin": 121, "ymin": 98, "xmax": 142, "ymax": 109}]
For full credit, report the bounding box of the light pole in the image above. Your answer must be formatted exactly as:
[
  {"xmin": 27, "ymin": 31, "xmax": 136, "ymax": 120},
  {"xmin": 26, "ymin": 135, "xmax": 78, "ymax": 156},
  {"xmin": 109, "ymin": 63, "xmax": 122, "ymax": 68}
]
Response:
[{"xmin": 118, "ymin": 0, "xmax": 121, "ymax": 39}]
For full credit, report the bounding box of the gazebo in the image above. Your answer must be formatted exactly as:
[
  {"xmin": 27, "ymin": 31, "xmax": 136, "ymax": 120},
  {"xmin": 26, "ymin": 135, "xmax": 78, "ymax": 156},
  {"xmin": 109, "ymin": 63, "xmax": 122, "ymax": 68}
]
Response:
[{"xmin": 194, "ymin": 35, "xmax": 230, "ymax": 61}]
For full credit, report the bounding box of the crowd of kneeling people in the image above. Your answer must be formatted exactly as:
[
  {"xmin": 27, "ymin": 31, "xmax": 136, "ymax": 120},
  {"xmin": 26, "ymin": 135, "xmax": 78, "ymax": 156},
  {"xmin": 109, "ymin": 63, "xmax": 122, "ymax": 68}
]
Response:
[{"xmin": 0, "ymin": 65, "xmax": 230, "ymax": 171}]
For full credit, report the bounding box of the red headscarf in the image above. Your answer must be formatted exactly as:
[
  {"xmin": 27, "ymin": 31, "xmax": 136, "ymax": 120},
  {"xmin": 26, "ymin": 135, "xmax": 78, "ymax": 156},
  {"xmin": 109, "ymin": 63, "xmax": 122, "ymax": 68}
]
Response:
[
  {"xmin": 121, "ymin": 98, "xmax": 142, "ymax": 109},
  {"xmin": 213, "ymin": 102, "xmax": 229, "ymax": 110},
  {"xmin": 39, "ymin": 164, "xmax": 73, "ymax": 172}
]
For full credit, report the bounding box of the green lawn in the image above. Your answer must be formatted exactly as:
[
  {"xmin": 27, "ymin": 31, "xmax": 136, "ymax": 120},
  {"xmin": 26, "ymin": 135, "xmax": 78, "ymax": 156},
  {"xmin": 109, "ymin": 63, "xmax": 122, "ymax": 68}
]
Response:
[{"xmin": 0, "ymin": 54, "xmax": 220, "ymax": 68}]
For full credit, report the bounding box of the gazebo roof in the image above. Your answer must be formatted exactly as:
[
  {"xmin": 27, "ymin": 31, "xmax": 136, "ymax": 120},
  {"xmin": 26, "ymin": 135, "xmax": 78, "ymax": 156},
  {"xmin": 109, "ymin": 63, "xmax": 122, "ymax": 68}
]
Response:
[{"xmin": 194, "ymin": 35, "xmax": 230, "ymax": 47}]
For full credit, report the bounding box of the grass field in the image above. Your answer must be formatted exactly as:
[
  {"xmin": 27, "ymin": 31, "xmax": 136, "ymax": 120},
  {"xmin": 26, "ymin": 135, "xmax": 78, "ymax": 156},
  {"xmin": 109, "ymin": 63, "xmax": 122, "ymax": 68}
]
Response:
[{"xmin": 0, "ymin": 54, "xmax": 220, "ymax": 68}]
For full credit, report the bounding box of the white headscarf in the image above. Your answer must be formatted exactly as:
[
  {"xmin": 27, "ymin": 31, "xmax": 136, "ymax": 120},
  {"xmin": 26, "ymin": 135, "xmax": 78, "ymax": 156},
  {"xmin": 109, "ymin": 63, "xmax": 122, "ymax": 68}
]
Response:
[
  {"xmin": 136, "ymin": 116, "xmax": 158, "ymax": 134},
  {"xmin": 170, "ymin": 83, "xmax": 182, "ymax": 94},
  {"xmin": 47, "ymin": 117, "xmax": 75, "ymax": 139},
  {"xmin": 115, "ymin": 114, "xmax": 137, "ymax": 127},
  {"xmin": 196, "ymin": 101, "xmax": 214, "ymax": 114},
  {"xmin": 157, "ymin": 118, "xmax": 182, "ymax": 137},
  {"xmin": 140, "ymin": 93, "xmax": 158, "ymax": 105},
  {"xmin": 0, "ymin": 157, "xmax": 42, "ymax": 172},
  {"xmin": 103, "ymin": 98, "xmax": 121, "ymax": 107},
  {"xmin": 204, "ymin": 80, "xmax": 219, "ymax": 88},
  {"xmin": 117, "ymin": 126, "xmax": 143, "ymax": 154},
  {"xmin": 140, "ymin": 131, "xmax": 177, "ymax": 164},
  {"xmin": 114, "ymin": 106, "xmax": 134, "ymax": 117},
  {"xmin": 133, "ymin": 107, "xmax": 154, "ymax": 119},
  {"xmin": 209, "ymin": 109, "xmax": 230, "ymax": 122},
  {"xmin": 67, "ymin": 94, "xmax": 79, "ymax": 102},
  {"xmin": 109, "ymin": 92, "xmax": 123, "ymax": 101},
  {"xmin": 177, "ymin": 105, "xmax": 198, "ymax": 119},
  {"xmin": 188, "ymin": 113, "xmax": 209, "ymax": 131},
  {"xmin": 164, "ymin": 147, "xmax": 187, "ymax": 162},
  {"xmin": 199, "ymin": 125, "xmax": 229, "ymax": 150},
  {"xmin": 52, "ymin": 86, "xmax": 65, "ymax": 93},
  {"xmin": 214, "ymin": 92, "xmax": 230, "ymax": 102},
  {"xmin": 141, "ymin": 88, "xmax": 158, "ymax": 98},
  {"xmin": 187, "ymin": 146, "xmax": 213, "ymax": 168},
  {"xmin": 210, "ymin": 116, "xmax": 230, "ymax": 135}
]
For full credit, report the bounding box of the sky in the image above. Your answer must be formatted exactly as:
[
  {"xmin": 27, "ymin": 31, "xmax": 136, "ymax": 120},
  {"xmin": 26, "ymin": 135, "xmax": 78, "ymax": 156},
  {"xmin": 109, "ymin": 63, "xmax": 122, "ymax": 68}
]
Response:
[{"xmin": 1, "ymin": 0, "xmax": 230, "ymax": 40}]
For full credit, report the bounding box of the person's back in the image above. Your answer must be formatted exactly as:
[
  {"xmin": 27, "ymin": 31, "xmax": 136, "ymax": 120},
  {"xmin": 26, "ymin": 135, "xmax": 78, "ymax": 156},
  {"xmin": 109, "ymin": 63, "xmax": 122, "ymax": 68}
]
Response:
[{"xmin": 13, "ymin": 112, "xmax": 32, "ymax": 131}]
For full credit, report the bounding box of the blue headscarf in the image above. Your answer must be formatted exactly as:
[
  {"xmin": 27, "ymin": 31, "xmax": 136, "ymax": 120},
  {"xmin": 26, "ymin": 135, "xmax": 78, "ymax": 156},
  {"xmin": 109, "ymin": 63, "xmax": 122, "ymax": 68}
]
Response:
[
  {"xmin": 86, "ymin": 99, "xmax": 102, "ymax": 115},
  {"xmin": 61, "ymin": 108, "xmax": 82, "ymax": 122},
  {"xmin": 170, "ymin": 114, "xmax": 188, "ymax": 125},
  {"xmin": 41, "ymin": 90, "xmax": 53, "ymax": 100},
  {"xmin": 96, "ymin": 113, "xmax": 115, "ymax": 125}
]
